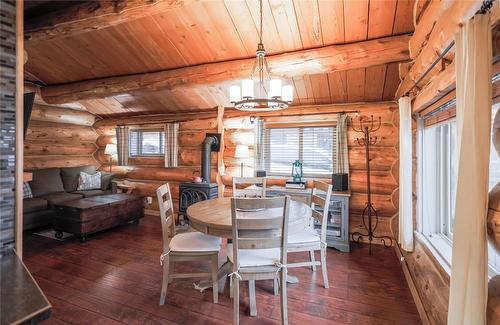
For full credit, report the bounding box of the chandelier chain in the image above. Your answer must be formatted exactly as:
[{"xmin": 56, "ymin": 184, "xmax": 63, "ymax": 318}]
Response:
[{"xmin": 259, "ymin": 0, "xmax": 263, "ymax": 44}]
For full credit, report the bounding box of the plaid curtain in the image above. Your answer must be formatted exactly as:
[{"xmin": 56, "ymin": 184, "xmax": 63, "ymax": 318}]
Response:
[
  {"xmin": 334, "ymin": 113, "xmax": 349, "ymax": 174},
  {"xmin": 253, "ymin": 117, "xmax": 264, "ymax": 174},
  {"xmin": 115, "ymin": 126, "xmax": 129, "ymax": 166},
  {"xmin": 164, "ymin": 122, "xmax": 179, "ymax": 167}
]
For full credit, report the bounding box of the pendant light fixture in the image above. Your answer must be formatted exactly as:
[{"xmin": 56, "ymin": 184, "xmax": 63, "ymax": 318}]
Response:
[{"xmin": 229, "ymin": 0, "xmax": 293, "ymax": 111}]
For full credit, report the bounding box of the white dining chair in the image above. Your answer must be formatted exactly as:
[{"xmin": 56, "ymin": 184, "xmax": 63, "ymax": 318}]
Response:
[
  {"xmin": 156, "ymin": 183, "xmax": 221, "ymax": 305},
  {"xmin": 232, "ymin": 177, "xmax": 266, "ymax": 197},
  {"xmin": 228, "ymin": 196, "xmax": 290, "ymax": 325},
  {"xmin": 286, "ymin": 180, "xmax": 332, "ymax": 288}
]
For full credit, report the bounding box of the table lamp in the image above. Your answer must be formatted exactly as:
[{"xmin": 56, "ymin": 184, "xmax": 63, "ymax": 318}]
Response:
[
  {"xmin": 104, "ymin": 143, "xmax": 117, "ymax": 172},
  {"xmin": 234, "ymin": 145, "xmax": 249, "ymax": 177}
]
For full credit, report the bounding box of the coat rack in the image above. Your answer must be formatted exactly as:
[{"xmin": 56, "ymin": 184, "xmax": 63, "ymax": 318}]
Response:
[{"xmin": 350, "ymin": 115, "xmax": 393, "ymax": 255}]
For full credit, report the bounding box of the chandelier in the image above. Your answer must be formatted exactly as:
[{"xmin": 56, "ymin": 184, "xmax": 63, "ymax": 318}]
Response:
[{"xmin": 229, "ymin": 0, "xmax": 293, "ymax": 111}]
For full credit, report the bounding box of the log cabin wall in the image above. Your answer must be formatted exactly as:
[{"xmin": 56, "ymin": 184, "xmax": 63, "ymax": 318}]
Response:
[
  {"xmin": 24, "ymin": 104, "xmax": 99, "ymax": 170},
  {"xmin": 222, "ymin": 102, "xmax": 399, "ymax": 241},
  {"xmin": 93, "ymin": 116, "xmax": 220, "ymax": 215}
]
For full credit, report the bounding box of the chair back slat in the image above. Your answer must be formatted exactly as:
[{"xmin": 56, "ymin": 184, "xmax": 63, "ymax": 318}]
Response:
[
  {"xmin": 232, "ymin": 177, "xmax": 266, "ymax": 198},
  {"xmin": 310, "ymin": 181, "xmax": 333, "ymax": 242},
  {"xmin": 156, "ymin": 183, "xmax": 175, "ymax": 253},
  {"xmin": 313, "ymin": 180, "xmax": 331, "ymax": 193},
  {"xmin": 238, "ymin": 237, "xmax": 283, "ymax": 249},
  {"xmin": 231, "ymin": 196, "xmax": 290, "ymax": 268},
  {"xmin": 311, "ymin": 209, "xmax": 323, "ymax": 221},
  {"xmin": 311, "ymin": 194, "xmax": 326, "ymax": 208}
]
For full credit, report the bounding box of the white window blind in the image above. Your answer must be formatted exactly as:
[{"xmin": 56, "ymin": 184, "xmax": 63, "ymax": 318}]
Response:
[
  {"xmin": 262, "ymin": 126, "xmax": 336, "ymax": 177},
  {"xmin": 129, "ymin": 129, "xmax": 165, "ymax": 156}
]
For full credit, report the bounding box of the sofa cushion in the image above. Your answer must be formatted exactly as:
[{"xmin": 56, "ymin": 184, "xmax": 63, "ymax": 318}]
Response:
[
  {"xmin": 71, "ymin": 189, "xmax": 111, "ymax": 198},
  {"xmin": 61, "ymin": 165, "xmax": 97, "ymax": 192},
  {"xmin": 101, "ymin": 172, "xmax": 115, "ymax": 190},
  {"xmin": 24, "ymin": 197, "xmax": 49, "ymax": 213},
  {"xmin": 30, "ymin": 168, "xmax": 64, "ymax": 197},
  {"xmin": 39, "ymin": 192, "xmax": 84, "ymax": 207}
]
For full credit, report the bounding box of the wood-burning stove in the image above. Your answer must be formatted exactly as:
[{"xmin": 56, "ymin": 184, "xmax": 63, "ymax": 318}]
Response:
[{"xmin": 178, "ymin": 134, "xmax": 220, "ymax": 217}]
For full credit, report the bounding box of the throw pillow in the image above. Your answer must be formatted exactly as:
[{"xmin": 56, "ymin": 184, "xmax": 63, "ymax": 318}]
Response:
[
  {"xmin": 77, "ymin": 171, "xmax": 102, "ymax": 191},
  {"xmin": 23, "ymin": 182, "xmax": 33, "ymax": 198}
]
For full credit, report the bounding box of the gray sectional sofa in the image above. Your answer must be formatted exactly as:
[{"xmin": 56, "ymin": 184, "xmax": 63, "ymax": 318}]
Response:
[{"xmin": 24, "ymin": 165, "xmax": 115, "ymax": 230}]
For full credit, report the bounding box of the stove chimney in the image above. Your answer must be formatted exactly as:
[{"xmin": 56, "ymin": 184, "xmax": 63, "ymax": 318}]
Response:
[{"xmin": 201, "ymin": 133, "xmax": 221, "ymax": 183}]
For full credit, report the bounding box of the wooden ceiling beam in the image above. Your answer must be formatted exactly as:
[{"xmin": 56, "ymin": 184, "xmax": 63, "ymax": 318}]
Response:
[
  {"xmin": 396, "ymin": 1, "xmax": 484, "ymax": 99},
  {"xmin": 39, "ymin": 34, "xmax": 411, "ymax": 104},
  {"xmin": 224, "ymin": 101, "xmax": 398, "ymax": 118},
  {"xmin": 25, "ymin": 0, "xmax": 182, "ymax": 42}
]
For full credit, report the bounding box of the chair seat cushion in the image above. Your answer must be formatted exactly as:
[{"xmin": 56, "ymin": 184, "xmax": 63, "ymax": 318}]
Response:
[
  {"xmin": 169, "ymin": 232, "xmax": 221, "ymax": 252},
  {"xmin": 288, "ymin": 228, "xmax": 320, "ymax": 245},
  {"xmin": 227, "ymin": 244, "xmax": 281, "ymax": 267},
  {"xmin": 24, "ymin": 197, "xmax": 49, "ymax": 213}
]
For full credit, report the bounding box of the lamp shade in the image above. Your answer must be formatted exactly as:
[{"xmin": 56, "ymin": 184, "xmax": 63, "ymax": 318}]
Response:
[
  {"xmin": 104, "ymin": 143, "xmax": 117, "ymax": 155},
  {"xmin": 234, "ymin": 145, "xmax": 249, "ymax": 159}
]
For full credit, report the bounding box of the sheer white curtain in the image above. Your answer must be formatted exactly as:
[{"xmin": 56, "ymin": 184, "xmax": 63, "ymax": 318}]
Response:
[
  {"xmin": 448, "ymin": 13, "xmax": 491, "ymax": 325},
  {"xmin": 398, "ymin": 96, "xmax": 413, "ymax": 252}
]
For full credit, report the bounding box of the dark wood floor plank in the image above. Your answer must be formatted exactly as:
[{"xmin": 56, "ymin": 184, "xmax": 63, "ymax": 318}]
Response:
[{"xmin": 24, "ymin": 215, "xmax": 422, "ymax": 325}]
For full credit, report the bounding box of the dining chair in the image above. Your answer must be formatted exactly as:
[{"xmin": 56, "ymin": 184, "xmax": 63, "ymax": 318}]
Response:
[
  {"xmin": 232, "ymin": 177, "xmax": 266, "ymax": 198},
  {"xmin": 286, "ymin": 180, "xmax": 332, "ymax": 288},
  {"xmin": 156, "ymin": 183, "xmax": 221, "ymax": 305},
  {"xmin": 229, "ymin": 196, "xmax": 290, "ymax": 325}
]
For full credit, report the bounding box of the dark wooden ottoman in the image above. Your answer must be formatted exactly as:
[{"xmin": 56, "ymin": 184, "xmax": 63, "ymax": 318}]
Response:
[{"xmin": 53, "ymin": 194, "xmax": 144, "ymax": 242}]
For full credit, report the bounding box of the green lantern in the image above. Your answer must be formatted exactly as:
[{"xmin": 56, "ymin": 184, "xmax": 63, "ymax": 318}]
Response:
[{"xmin": 291, "ymin": 160, "xmax": 303, "ymax": 183}]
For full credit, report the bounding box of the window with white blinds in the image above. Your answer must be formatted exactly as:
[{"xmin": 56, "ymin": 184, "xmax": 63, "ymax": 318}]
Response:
[
  {"xmin": 262, "ymin": 126, "xmax": 336, "ymax": 177},
  {"xmin": 129, "ymin": 129, "xmax": 165, "ymax": 156}
]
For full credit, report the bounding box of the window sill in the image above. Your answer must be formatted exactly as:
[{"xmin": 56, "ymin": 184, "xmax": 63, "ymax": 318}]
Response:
[
  {"xmin": 415, "ymin": 231, "xmax": 452, "ymax": 276},
  {"xmin": 415, "ymin": 231, "xmax": 499, "ymax": 278}
]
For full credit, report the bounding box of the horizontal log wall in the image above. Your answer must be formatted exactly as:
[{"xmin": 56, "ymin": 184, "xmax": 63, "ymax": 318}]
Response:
[
  {"xmin": 24, "ymin": 105, "xmax": 99, "ymax": 170},
  {"xmin": 221, "ymin": 103, "xmax": 400, "ymax": 243},
  {"xmin": 93, "ymin": 116, "xmax": 220, "ymax": 216}
]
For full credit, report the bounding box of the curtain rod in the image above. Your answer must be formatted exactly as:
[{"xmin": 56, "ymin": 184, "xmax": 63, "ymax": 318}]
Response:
[{"xmin": 404, "ymin": 0, "xmax": 494, "ymax": 97}]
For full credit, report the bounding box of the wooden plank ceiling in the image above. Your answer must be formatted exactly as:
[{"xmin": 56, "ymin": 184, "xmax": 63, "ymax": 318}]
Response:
[{"xmin": 25, "ymin": 0, "xmax": 415, "ymax": 117}]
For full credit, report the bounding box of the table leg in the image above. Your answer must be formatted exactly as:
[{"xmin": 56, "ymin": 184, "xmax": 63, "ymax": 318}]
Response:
[{"xmin": 192, "ymin": 259, "xmax": 231, "ymax": 294}]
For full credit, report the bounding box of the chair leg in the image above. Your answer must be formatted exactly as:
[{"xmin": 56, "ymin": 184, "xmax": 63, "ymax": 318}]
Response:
[
  {"xmin": 273, "ymin": 278, "xmax": 279, "ymax": 296},
  {"xmin": 233, "ymin": 277, "xmax": 240, "ymax": 325},
  {"xmin": 249, "ymin": 280, "xmax": 257, "ymax": 316},
  {"xmin": 229, "ymin": 275, "xmax": 234, "ymax": 298},
  {"xmin": 159, "ymin": 255, "xmax": 170, "ymax": 306},
  {"xmin": 280, "ymin": 271, "xmax": 288, "ymax": 325},
  {"xmin": 309, "ymin": 250, "xmax": 317, "ymax": 271},
  {"xmin": 320, "ymin": 247, "xmax": 329, "ymax": 289},
  {"xmin": 211, "ymin": 255, "xmax": 218, "ymax": 304},
  {"xmin": 168, "ymin": 259, "xmax": 174, "ymax": 284}
]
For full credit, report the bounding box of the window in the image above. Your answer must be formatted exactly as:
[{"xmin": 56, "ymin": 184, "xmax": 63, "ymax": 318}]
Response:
[
  {"xmin": 129, "ymin": 129, "xmax": 165, "ymax": 156},
  {"xmin": 262, "ymin": 126, "xmax": 335, "ymax": 177},
  {"xmin": 418, "ymin": 103, "xmax": 500, "ymax": 275}
]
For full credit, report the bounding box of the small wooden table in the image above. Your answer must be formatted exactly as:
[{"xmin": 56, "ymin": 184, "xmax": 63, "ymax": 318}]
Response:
[{"xmin": 187, "ymin": 197, "xmax": 312, "ymax": 292}]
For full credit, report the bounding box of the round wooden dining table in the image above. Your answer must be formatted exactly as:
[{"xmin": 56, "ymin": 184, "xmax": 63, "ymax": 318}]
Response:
[
  {"xmin": 186, "ymin": 197, "xmax": 313, "ymax": 292},
  {"xmin": 187, "ymin": 197, "xmax": 312, "ymax": 238}
]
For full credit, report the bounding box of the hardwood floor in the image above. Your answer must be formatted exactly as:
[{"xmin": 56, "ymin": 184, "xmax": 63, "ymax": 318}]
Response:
[{"xmin": 24, "ymin": 216, "xmax": 422, "ymax": 325}]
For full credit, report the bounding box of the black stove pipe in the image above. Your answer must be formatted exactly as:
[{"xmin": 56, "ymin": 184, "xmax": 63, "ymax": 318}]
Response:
[{"xmin": 201, "ymin": 135, "xmax": 219, "ymax": 183}]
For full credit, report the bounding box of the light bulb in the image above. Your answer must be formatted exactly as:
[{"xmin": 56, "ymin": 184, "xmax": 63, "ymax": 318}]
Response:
[
  {"xmin": 282, "ymin": 85, "xmax": 293, "ymax": 102},
  {"xmin": 241, "ymin": 79, "xmax": 254, "ymax": 98},
  {"xmin": 269, "ymin": 79, "xmax": 282, "ymax": 98},
  {"xmin": 229, "ymin": 85, "xmax": 241, "ymax": 103}
]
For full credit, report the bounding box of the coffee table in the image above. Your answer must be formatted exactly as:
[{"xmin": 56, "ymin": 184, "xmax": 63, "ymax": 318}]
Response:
[{"xmin": 53, "ymin": 194, "xmax": 143, "ymax": 242}]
